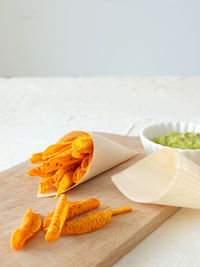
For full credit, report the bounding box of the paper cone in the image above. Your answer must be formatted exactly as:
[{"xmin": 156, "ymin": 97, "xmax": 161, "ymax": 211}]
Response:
[
  {"xmin": 112, "ymin": 148, "xmax": 200, "ymax": 209},
  {"xmin": 38, "ymin": 132, "xmax": 135, "ymax": 197}
]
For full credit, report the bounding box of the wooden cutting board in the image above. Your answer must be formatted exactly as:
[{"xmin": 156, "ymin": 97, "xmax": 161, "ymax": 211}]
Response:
[{"xmin": 0, "ymin": 133, "xmax": 179, "ymax": 267}]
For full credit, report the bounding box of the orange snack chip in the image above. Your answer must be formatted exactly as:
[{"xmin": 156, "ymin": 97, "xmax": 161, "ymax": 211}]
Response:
[
  {"xmin": 27, "ymin": 166, "xmax": 55, "ymax": 178},
  {"xmin": 39, "ymin": 176, "xmax": 54, "ymax": 194},
  {"xmin": 45, "ymin": 194, "xmax": 69, "ymax": 242},
  {"xmin": 10, "ymin": 208, "xmax": 41, "ymax": 250},
  {"xmin": 54, "ymin": 168, "xmax": 67, "ymax": 183},
  {"xmin": 61, "ymin": 209, "xmax": 111, "ymax": 235},
  {"xmin": 42, "ymin": 143, "xmax": 72, "ymax": 160},
  {"xmin": 72, "ymin": 134, "xmax": 93, "ymax": 153},
  {"xmin": 41, "ymin": 149, "xmax": 73, "ymax": 172},
  {"xmin": 71, "ymin": 150, "xmax": 85, "ymax": 159},
  {"xmin": 81, "ymin": 154, "xmax": 91, "ymax": 171},
  {"xmin": 30, "ymin": 152, "xmax": 46, "ymax": 164},
  {"xmin": 62, "ymin": 206, "xmax": 132, "ymax": 235},
  {"xmin": 72, "ymin": 166, "xmax": 86, "ymax": 184},
  {"xmin": 55, "ymin": 172, "xmax": 73, "ymax": 198}
]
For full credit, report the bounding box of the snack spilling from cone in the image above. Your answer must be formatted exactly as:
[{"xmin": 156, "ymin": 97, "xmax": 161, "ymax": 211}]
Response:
[
  {"xmin": 27, "ymin": 130, "xmax": 135, "ymax": 197},
  {"xmin": 10, "ymin": 130, "xmax": 135, "ymax": 250},
  {"xmin": 27, "ymin": 132, "xmax": 94, "ymax": 197}
]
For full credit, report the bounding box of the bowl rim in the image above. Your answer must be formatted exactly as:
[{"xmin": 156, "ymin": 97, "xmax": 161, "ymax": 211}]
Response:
[{"xmin": 140, "ymin": 121, "xmax": 200, "ymax": 152}]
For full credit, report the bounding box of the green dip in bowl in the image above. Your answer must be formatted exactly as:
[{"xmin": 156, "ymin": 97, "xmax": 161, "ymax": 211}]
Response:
[{"xmin": 152, "ymin": 131, "xmax": 200, "ymax": 150}]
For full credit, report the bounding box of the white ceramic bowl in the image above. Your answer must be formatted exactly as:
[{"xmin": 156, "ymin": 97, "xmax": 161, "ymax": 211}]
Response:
[{"xmin": 140, "ymin": 121, "xmax": 200, "ymax": 165}]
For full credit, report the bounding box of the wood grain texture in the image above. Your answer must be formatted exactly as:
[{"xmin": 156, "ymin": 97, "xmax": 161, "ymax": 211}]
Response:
[{"xmin": 0, "ymin": 133, "xmax": 179, "ymax": 267}]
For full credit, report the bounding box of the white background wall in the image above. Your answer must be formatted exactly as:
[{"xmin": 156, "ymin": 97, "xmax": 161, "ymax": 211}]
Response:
[{"xmin": 0, "ymin": 0, "xmax": 199, "ymax": 76}]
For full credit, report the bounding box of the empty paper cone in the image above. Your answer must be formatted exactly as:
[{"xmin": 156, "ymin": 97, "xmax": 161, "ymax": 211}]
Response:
[
  {"xmin": 38, "ymin": 132, "xmax": 135, "ymax": 197},
  {"xmin": 112, "ymin": 148, "xmax": 200, "ymax": 209}
]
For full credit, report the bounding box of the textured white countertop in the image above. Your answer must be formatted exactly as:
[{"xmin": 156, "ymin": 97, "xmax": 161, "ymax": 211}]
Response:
[{"xmin": 1, "ymin": 76, "xmax": 200, "ymax": 266}]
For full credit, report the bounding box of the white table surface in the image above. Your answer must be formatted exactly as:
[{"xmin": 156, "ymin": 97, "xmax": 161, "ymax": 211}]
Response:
[{"xmin": 1, "ymin": 76, "xmax": 200, "ymax": 267}]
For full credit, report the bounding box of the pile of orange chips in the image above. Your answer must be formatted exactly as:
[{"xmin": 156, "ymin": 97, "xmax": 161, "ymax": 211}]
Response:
[
  {"xmin": 27, "ymin": 131, "xmax": 93, "ymax": 197},
  {"xmin": 10, "ymin": 194, "xmax": 132, "ymax": 250}
]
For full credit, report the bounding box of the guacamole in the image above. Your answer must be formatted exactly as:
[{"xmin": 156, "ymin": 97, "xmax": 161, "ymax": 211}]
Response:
[{"xmin": 152, "ymin": 131, "xmax": 200, "ymax": 150}]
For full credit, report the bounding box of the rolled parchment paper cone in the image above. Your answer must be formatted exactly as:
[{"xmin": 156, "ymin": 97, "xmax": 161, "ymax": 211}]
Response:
[
  {"xmin": 112, "ymin": 148, "xmax": 200, "ymax": 209},
  {"xmin": 38, "ymin": 131, "xmax": 135, "ymax": 197}
]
